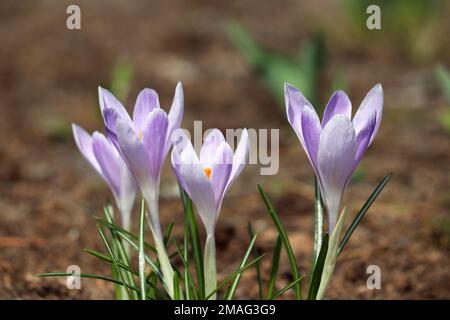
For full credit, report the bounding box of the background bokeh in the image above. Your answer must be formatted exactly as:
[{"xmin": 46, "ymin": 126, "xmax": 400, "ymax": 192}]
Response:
[{"xmin": 0, "ymin": 0, "xmax": 449, "ymax": 299}]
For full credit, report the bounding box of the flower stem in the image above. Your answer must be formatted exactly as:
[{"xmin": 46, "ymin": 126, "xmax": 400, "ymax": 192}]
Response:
[{"xmin": 204, "ymin": 234, "xmax": 217, "ymax": 300}]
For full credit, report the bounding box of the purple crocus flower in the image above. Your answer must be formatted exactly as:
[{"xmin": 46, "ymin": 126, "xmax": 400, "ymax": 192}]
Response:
[
  {"xmin": 98, "ymin": 83, "xmax": 184, "ymax": 237},
  {"xmin": 285, "ymin": 83, "xmax": 383, "ymax": 232},
  {"xmin": 171, "ymin": 128, "xmax": 249, "ymax": 299},
  {"xmin": 72, "ymin": 124, "xmax": 137, "ymax": 231},
  {"xmin": 171, "ymin": 129, "xmax": 249, "ymax": 236}
]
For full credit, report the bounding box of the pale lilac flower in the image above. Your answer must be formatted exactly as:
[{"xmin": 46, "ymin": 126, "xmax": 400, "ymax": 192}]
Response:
[
  {"xmin": 171, "ymin": 129, "xmax": 249, "ymax": 236},
  {"xmin": 72, "ymin": 124, "xmax": 137, "ymax": 230},
  {"xmin": 98, "ymin": 83, "xmax": 183, "ymax": 237},
  {"xmin": 171, "ymin": 128, "xmax": 249, "ymax": 299},
  {"xmin": 285, "ymin": 83, "xmax": 383, "ymax": 232}
]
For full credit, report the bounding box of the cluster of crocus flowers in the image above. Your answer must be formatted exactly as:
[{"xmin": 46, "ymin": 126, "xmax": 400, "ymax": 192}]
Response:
[
  {"xmin": 171, "ymin": 129, "xmax": 249, "ymax": 298},
  {"xmin": 285, "ymin": 83, "xmax": 383, "ymax": 232}
]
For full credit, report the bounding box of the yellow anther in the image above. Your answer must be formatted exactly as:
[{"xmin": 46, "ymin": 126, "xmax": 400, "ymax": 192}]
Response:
[
  {"xmin": 138, "ymin": 132, "xmax": 143, "ymax": 141},
  {"xmin": 204, "ymin": 167, "xmax": 212, "ymax": 180}
]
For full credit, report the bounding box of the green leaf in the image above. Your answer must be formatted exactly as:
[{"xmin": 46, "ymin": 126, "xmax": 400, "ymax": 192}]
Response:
[
  {"xmin": 271, "ymin": 276, "xmax": 305, "ymax": 300},
  {"xmin": 224, "ymin": 233, "xmax": 258, "ymax": 300},
  {"xmin": 313, "ymin": 177, "xmax": 324, "ymax": 265},
  {"xmin": 173, "ymin": 272, "xmax": 180, "ymax": 300},
  {"xmin": 338, "ymin": 173, "xmax": 392, "ymax": 254},
  {"xmin": 204, "ymin": 254, "xmax": 266, "ymax": 300},
  {"xmin": 173, "ymin": 241, "xmax": 200, "ymax": 300},
  {"xmin": 95, "ymin": 216, "xmax": 156, "ymax": 253},
  {"xmin": 138, "ymin": 199, "xmax": 146, "ymax": 300},
  {"xmin": 267, "ymin": 236, "xmax": 282, "ymax": 299},
  {"xmin": 180, "ymin": 187, "xmax": 205, "ymax": 298},
  {"xmin": 316, "ymin": 209, "xmax": 347, "ymax": 300},
  {"xmin": 258, "ymin": 184, "xmax": 302, "ymax": 299},
  {"xmin": 247, "ymin": 223, "xmax": 263, "ymax": 299},
  {"xmin": 307, "ymin": 233, "xmax": 329, "ymax": 300},
  {"xmin": 96, "ymin": 225, "xmax": 134, "ymax": 299},
  {"xmin": 38, "ymin": 272, "xmax": 140, "ymax": 293}
]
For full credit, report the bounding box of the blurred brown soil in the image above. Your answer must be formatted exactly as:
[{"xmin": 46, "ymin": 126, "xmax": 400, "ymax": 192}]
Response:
[{"xmin": 0, "ymin": 0, "xmax": 449, "ymax": 299}]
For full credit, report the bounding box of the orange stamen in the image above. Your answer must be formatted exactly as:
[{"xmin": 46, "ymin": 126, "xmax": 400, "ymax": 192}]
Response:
[{"xmin": 204, "ymin": 167, "xmax": 212, "ymax": 180}]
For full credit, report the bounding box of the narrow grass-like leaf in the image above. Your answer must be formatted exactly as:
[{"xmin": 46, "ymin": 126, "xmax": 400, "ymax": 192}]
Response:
[
  {"xmin": 164, "ymin": 220, "xmax": 175, "ymax": 247},
  {"xmin": 224, "ymin": 233, "xmax": 258, "ymax": 300},
  {"xmin": 271, "ymin": 276, "xmax": 305, "ymax": 300},
  {"xmin": 95, "ymin": 217, "xmax": 156, "ymax": 253},
  {"xmin": 38, "ymin": 272, "xmax": 140, "ymax": 293},
  {"xmin": 338, "ymin": 173, "xmax": 392, "ymax": 254},
  {"xmin": 247, "ymin": 223, "xmax": 263, "ymax": 299},
  {"xmin": 138, "ymin": 199, "xmax": 146, "ymax": 300},
  {"xmin": 313, "ymin": 177, "xmax": 324, "ymax": 264},
  {"xmin": 316, "ymin": 209, "xmax": 346, "ymax": 300},
  {"xmin": 181, "ymin": 188, "xmax": 205, "ymax": 298},
  {"xmin": 173, "ymin": 272, "xmax": 180, "ymax": 300},
  {"xmin": 97, "ymin": 225, "xmax": 134, "ymax": 299},
  {"xmin": 258, "ymin": 184, "xmax": 302, "ymax": 299},
  {"xmin": 267, "ymin": 235, "xmax": 282, "ymax": 299},
  {"xmin": 173, "ymin": 241, "xmax": 200, "ymax": 299},
  {"xmin": 307, "ymin": 233, "xmax": 329, "ymax": 300},
  {"xmin": 204, "ymin": 254, "xmax": 266, "ymax": 300}
]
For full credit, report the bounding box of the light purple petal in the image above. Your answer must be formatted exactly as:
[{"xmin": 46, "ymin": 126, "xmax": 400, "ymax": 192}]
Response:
[
  {"xmin": 142, "ymin": 109, "xmax": 169, "ymax": 180},
  {"xmin": 209, "ymin": 142, "xmax": 233, "ymax": 208},
  {"xmin": 171, "ymin": 132, "xmax": 217, "ymax": 235},
  {"xmin": 98, "ymin": 87, "xmax": 132, "ymax": 123},
  {"xmin": 350, "ymin": 113, "xmax": 377, "ymax": 178},
  {"xmin": 301, "ymin": 104, "xmax": 322, "ymax": 171},
  {"xmin": 322, "ymin": 90, "xmax": 352, "ymax": 127},
  {"xmin": 133, "ymin": 88, "xmax": 160, "ymax": 133},
  {"xmin": 226, "ymin": 129, "xmax": 249, "ymax": 190},
  {"xmin": 116, "ymin": 118, "xmax": 152, "ymax": 189},
  {"xmin": 352, "ymin": 84, "xmax": 383, "ymax": 146},
  {"xmin": 200, "ymin": 129, "xmax": 226, "ymax": 167},
  {"xmin": 285, "ymin": 83, "xmax": 314, "ymax": 145},
  {"xmin": 72, "ymin": 124, "xmax": 102, "ymax": 175},
  {"xmin": 317, "ymin": 115, "xmax": 357, "ymax": 232},
  {"xmin": 165, "ymin": 82, "xmax": 184, "ymax": 156},
  {"xmin": 91, "ymin": 132, "xmax": 122, "ymax": 198}
]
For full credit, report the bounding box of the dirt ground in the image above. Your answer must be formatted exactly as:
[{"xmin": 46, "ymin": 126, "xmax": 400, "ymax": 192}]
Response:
[{"xmin": 0, "ymin": 1, "xmax": 449, "ymax": 299}]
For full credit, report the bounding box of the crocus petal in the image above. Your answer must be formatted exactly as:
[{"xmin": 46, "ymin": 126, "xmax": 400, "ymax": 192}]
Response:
[
  {"xmin": 350, "ymin": 113, "xmax": 377, "ymax": 178},
  {"xmin": 92, "ymin": 132, "xmax": 122, "ymax": 197},
  {"xmin": 72, "ymin": 124, "xmax": 102, "ymax": 175},
  {"xmin": 142, "ymin": 109, "xmax": 169, "ymax": 180},
  {"xmin": 226, "ymin": 129, "xmax": 249, "ymax": 190},
  {"xmin": 322, "ymin": 90, "xmax": 352, "ymax": 127},
  {"xmin": 116, "ymin": 118, "xmax": 152, "ymax": 191},
  {"xmin": 172, "ymin": 132, "xmax": 216, "ymax": 235},
  {"xmin": 210, "ymin": 142, "xmax": 233, "ymax": 208},
  {"xmin": 98, "ymin": 87, "xmax": 132, "ymax": 123},
  {"xmin": 285, "ymin": 83, "xmax": 314, "ymax": 145},
  {"xmin": 200, "ymin": 129, "xmax": 226, "ymax": 167},
  {"xmin": 301, "ymin": 104, "xmax": 322, "ymax": 171},
  {"xmin": 133, "ymin": 88, "xmax": 160, "ymax": 133},
  {"xmin": 352, "ymin": 84, "xmax": 383, "ymax": 146},
  {"xmin": 165, "ymin": 82, "xmax": 184, "ymax": 156},
  {"xmin": 317, "ymin": 115, "xmax": 357, "ymax": 231}
]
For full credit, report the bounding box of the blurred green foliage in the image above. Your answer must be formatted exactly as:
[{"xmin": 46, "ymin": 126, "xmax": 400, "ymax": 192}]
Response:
[
  {"xmin": 343, "ymin": 0, "xmax": 444, "ymax": 63},
  {"xmin": 225, "ymin": 22, "xmax": 331, "ymax": 109},
  {"xmin": 435, "ymin": 65, "xmax": 450, "ymax": 133},
  {"xmin": 110, "ymin": 60, "xmax": 134, "ymax": 102}
]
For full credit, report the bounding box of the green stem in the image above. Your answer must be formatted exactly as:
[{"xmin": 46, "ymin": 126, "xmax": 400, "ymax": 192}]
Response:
[{"xmin": 204, "ymin": 234, "xmax": 217, "ymax": 300}]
